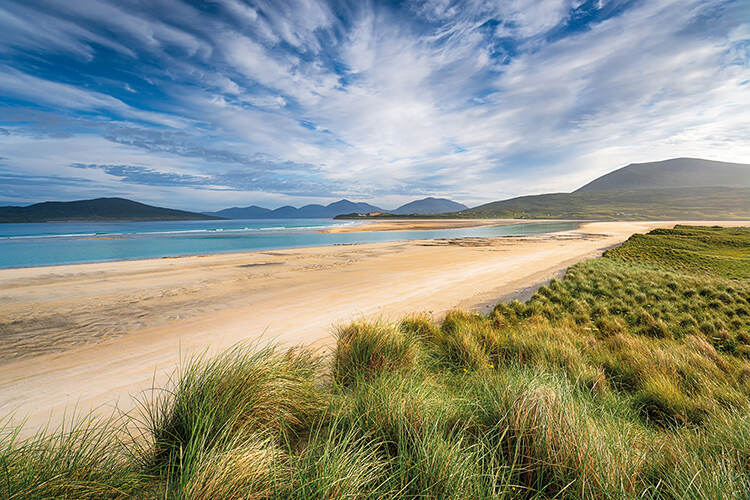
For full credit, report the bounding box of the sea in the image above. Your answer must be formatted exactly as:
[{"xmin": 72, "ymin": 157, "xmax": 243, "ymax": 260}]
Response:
[{"xmin": 0, "ymin": 219, "xmax": 578, "ymax": 269}]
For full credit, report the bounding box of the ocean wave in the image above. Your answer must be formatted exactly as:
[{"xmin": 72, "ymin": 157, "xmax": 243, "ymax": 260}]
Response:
[
  {"xmin": 0, "ymin": 222, "xmax": 360, "ymax": 240},
  {"xmin": 0, "ymin": 233, "xmax": 98, "ymax": 240}
]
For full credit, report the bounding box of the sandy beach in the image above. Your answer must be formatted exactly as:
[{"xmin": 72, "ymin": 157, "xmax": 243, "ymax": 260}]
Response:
[
  {"xmin": 322, "ymin": 218, "xmax": 528, "ymax": 233},
  {"xmin": 1, "ymin": 220, "xmax": 747, "ymax": 433}
]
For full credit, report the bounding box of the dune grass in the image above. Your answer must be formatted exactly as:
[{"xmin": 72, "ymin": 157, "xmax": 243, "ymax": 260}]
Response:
[
  {"xmin": 1, "ymin": 225, "xmax": 749, "ymax": 498},
  {"xmin": 0, "ymin": 413, "xmax": 147, "ymax": 499}
]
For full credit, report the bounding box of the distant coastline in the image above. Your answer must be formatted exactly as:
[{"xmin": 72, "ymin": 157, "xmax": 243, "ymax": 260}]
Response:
[
  {"xmin": 0, "ymin": 198, "xmax": 220, "ymax": 224},
  {"xmin": 1, "ymin": 217, "xmax": 222, "ymax": 224}
]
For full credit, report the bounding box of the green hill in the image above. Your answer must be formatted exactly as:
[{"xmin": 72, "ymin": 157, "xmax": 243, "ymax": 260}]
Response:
[
  {"xmin": 461, "ymin": 158, "xmax": 750, "ymax": 220},
  {"xmin": 462, "ymin": 186, "xmax": 750, "ymax": 220},
  {"xmin": 332, "ymin": 158, "xmax": 750, "ymax": 220},
  {"xmin": 0, "ymin": 197, "xmax": 222, "ymax": 223},
  {"xmin": 576, "ymin": 158, "xmax": 750, "ymax": 192}
]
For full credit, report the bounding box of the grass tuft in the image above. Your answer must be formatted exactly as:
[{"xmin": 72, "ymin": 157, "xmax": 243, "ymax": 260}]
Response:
[
  {"xmin": 0, "ymin": 413, "xmax": 145, "ymax": 499},
  {"xmin": 333, "ymin": 320, "xmax": 421, "ymax": 386}
]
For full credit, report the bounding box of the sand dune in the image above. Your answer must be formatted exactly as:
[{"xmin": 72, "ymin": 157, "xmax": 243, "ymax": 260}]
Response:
[{"xmin": 1, "ymin": 220, "xmax": 746, "ymax": 433}]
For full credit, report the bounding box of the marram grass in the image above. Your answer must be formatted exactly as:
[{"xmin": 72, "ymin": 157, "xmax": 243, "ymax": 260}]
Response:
[
  {"xmin": 0, "ymin": 412, "xmax": 147, "ymax": 499},
  {"xmin": 1, "ymin": 225, "xmax": 749, "ymax": 498}
]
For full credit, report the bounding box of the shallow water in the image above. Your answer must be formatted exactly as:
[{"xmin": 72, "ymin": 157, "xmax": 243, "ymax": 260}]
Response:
[{"xmin": 0, "ymin": 219, "xmax": 578, "ymax": 269}]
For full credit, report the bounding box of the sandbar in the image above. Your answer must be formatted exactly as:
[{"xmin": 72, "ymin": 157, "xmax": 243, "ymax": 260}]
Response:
[{"xmin": 322, "ymin": 218, "xmax": 529, "ymax": 233}]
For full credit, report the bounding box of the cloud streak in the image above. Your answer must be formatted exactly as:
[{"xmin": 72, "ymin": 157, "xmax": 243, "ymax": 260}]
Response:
[{"xmin": 0, "ymin": 0, "xmax": 748, "ymax": 209}]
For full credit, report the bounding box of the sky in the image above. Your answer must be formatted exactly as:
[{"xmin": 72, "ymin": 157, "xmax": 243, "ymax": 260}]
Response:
[{"xmin": 0, "ymin": 0, "xmax": 749, "ymax": 211}]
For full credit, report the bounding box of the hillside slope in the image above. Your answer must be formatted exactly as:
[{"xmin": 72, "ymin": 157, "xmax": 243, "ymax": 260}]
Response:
[
  {"xmin": 462, "ymin": 187, "xmax": 750, "ymax": 220},
  {"xmin": 576, "ymin": 158, "xmax": 750, "ymax": 192},
  {"xmin": 0, "ymin": 198, "xmax": 221, "ymax": 223},
  {"xmin": 334, "ymin": 158, "xmax": 750, "ymax": 220},
  {"xmin": 461, "ymin": 158, "xmax": 750, "ymax": 220}
]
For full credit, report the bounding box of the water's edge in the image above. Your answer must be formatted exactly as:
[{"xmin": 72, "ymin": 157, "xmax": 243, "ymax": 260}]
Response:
[{"xmin": 0, "ymin": 219, "xmax": 579, "ymax": 269}]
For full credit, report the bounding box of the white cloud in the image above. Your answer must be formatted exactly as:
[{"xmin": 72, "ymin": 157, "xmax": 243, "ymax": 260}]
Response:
[
  {"xmin": 52, "ymin": 0, "xmax": 213, "ymax": 58},
  {"xmin": 0, "ymin": 2, "xmax": 136, "ymax": 59},
  {"xmin": 2, "ymin": 0, "xmax": 748, "ymax": 208},
  {"xmin": 0, "ymin": 67, "xmax": 187, "ymax": 129}
]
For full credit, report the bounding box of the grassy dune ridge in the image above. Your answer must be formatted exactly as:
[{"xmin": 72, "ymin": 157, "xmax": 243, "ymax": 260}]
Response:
[{"xmin": 1, "ymin": 226, "xmax": 749, "ymax": 498}]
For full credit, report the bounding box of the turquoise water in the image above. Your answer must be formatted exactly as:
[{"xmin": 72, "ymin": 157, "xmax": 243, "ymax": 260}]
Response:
[{"xmin": 0, "ymin": 219, "xmax": 578, "ymax": 269}]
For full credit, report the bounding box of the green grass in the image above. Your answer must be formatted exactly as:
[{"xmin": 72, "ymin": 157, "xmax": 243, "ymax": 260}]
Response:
[
  {"xmin": 461, "ymin": 187, "xmax": 750, "ymax": 220},
  {"xmin": 1, "ymin": 226, "xmax": 749, "ymax": 498},
  {"xmin": 336, "ymin": 186, "xmax": 750, "ymax": 220},
  {"xmin": 0, "ymin": 413, "xmax": 147, "ymax": 499}
]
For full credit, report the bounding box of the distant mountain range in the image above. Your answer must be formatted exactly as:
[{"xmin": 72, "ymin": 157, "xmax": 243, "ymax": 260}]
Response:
[
  {"xmin": 4, "ymin": 158, "xmax": 747, "ymax": 223},
  {"xmin": 461, "ymin": 158, "xmax": 750, "ymax": 220},
  {"xmin": 206, "ymin": 197, "xmax": 468, "ymax": 219},
  {"xmin": 0, "ymin": 196, "xmax": 469, "ymax": 223},
  {"xmin": 334, "ymin": 158, "xmax": 750, "ymax": 221},
  {"xmin": 0, "ymin": 198, "xmax": 220, "ymax": 223},
  {"xmin": 206, "ymin": 199, "xmax": 383, "ymax": 219}
]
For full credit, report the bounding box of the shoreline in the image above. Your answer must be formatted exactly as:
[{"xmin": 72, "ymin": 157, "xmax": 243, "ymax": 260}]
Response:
[
  {"xmin": 1, "ymin": 220, "xmax": 748, "ymax": 434},
  {"xmin": 0, "ymin": 219, "xmax": 569, "ymax": 271},
  {"xmin": 320, "ymin": 218, "xmax": 535, "ymax": 233}
]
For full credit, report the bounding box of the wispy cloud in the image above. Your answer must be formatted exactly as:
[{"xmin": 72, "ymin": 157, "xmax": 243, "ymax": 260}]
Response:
[
  {"xmin": 70, "ymin": 160, "xmax": 334, "ymax": 196},
  {"xmin": 0, "ymin": 66, "xmax": 187, "ymax": 128},
  {"xmin": 0, "ymin": 0, "xmax": 748, "ymax": 209}
]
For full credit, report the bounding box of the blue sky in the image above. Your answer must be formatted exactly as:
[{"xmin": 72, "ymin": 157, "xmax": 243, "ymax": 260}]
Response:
[{"xmin": 0, "ymin": 0, "xmax": 748, "ymax": 210}]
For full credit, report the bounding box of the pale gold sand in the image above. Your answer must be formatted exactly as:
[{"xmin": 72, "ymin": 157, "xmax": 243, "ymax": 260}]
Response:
[
  {"xmin": 1, "ymin": 220, "xmax": 747, "ymax": 433},
  {"xmin": 322, "ymin": 218, "xmax": 528, "ymax": 233}
]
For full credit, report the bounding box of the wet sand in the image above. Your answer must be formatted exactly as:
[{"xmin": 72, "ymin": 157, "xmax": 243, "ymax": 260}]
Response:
[
  {"xmin": 321, "ymin": 218, "xmax": 528, "ymax": 233},
  {"xmin": 1, "ymin": 220, "xmax": 747, "ymax": 433}
]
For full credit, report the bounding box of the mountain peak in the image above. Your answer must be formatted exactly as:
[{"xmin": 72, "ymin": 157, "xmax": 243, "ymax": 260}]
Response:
[
  {"xmin": 575, "ymin": 158, "xmax": 750, "ymax": 193},
  {"xmin": 210, "ymin": 197, "xmax": 472, "ymax": 218},
  {"xmin": 393, "ymin": 197, "xmax": 468, "ymax": 215},
  {"xmin": 210, "ymin": 199, "xmax": 384, "ymax": 219}
]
